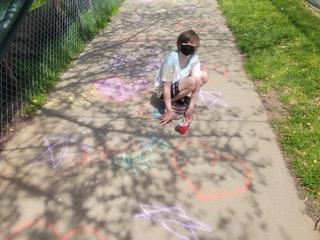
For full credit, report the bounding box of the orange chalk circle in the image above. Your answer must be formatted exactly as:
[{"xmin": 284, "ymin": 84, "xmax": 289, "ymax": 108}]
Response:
[
  {"xmin": 171, "ymin": 139, "xmax": 253, "ymax": 201},
  {"xmin": 5, "ymin": 219, "xmax": 107, "ymax": 240}
]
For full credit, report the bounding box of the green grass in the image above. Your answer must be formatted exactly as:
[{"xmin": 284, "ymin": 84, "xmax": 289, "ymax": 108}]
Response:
[
  {"xmin": 22, "ymin": 0, "xmax": 122, "ymax": 113},
  {"xmin": 30, "ymin": 0, "xmax": 48, "ymax": 11},
  {"xmin": 217, "ymin": 0, "xmax": 320, "ymax": 214}
]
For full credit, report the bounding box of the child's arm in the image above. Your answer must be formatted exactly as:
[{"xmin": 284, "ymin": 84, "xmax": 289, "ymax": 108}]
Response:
[
  {"xmin": 163, "ymin": 81, "xmax": 172, "ymax": 112},
  {"xmin": 185, "ymin": 81, "xmax": 199, "ymax": 123},
  {"xmin": 159, "ymin": 81, "xmax": 174, "ymax": 124},
  {"xmin": 185, "ymin": 60, "xmax": 201, "ymax": 122}
]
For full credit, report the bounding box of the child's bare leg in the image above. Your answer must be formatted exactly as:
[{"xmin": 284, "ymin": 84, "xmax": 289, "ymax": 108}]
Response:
[
  {"xmin": 172, "ymin": 69, "xmax": 208, "ymax": 102},
  {"xmin": 171, "ymin": 76, "xmax": 197, "ymax": 101}
]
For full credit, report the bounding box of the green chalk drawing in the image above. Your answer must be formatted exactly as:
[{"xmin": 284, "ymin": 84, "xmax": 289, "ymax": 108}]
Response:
[{"xmin": 114, "ymin": 137, "xmax": 169, "ymax": 176}]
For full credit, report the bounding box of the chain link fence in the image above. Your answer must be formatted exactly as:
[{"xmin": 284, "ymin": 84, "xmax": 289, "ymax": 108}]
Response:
[
  {"xmin": 308, "ymin": 0, "xmax": 320, "ymax": 10},
  {"xmin": 0, "ymin": 0, "xmax": 123, "ymax": 143}
]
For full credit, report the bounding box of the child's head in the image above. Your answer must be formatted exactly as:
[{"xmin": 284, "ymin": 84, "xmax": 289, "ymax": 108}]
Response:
[{"xmin": 177, "ymin": 30, "xmax": 200, "ymax": 56}]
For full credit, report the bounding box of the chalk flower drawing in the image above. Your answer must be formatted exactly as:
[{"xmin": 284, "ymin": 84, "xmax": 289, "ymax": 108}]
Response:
[
  {"xmin": 114, "ymin": 137, "xmax": 169, "ymax": 176},
  {"xmin": 135, "ymin": 204, "xmax": 212, "ymax": 240}
]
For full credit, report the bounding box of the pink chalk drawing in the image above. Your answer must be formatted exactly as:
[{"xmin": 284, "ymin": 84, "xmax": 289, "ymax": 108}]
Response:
[
  {"xmin": 5, "ymin": 219, "xmax": 107, "ymax": 240},
  {"xmin": 204, "ymin": 65, "xmax": 229, "ymax": 82},
  {"xmin": 93, "ymin": 78, "xmax": 151, "ymax": 104},
  {"xmin": 135, "ymin": 203, "xmax": 212, "ymax": 240},
  {"xmin": 198, "ymin": 90, "xmax": 228, "ymax": 109}
]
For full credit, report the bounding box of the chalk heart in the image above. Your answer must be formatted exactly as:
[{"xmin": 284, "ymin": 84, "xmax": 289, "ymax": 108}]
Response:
[
  {"xmin": 94, "ymin": 77, "xmax": 150, "ymax": 103},
  {"xmin": 171, "ymin": 140, "xmax": 253, "ymax": 201}
]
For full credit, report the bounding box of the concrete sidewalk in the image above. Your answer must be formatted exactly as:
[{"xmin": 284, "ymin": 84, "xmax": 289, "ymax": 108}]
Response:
[{"xmin": 0, "ymin": 0, "xmax": 318, "ymax": 239}]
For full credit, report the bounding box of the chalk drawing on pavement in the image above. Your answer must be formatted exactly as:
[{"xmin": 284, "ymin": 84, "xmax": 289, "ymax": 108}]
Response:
[
  {"xmin": 93, "ymin": 78, "xmax": 151, "ymax": 104},
  {"xmin": 31, "ymin": 133, "xmax": 72, "ymax": 169},
  {"xmin": 31, "ymin": 133, "xmax": 170, "ymax": 173},
  {"xmin": 183, "ymin": 4, "xmax": 197, "ymax": 14},
  {"xmin": 93, "ymin": 51, "xmax": 163, "ymax": 104},
  {"xmin": 137, "ymin": 104, "xmax": 164, "ymax": 120},
  {"xmin": 106, "ymin": 53, "xmax": 161, "ymax": 75},
  {"xmin": 198, "ymin": 90, "xmax": 228, "ymax": 109},
  {"xmin": 114, "ymin": 137, "xmax": 169, "ymax": 176},
  {"xmin": 135, "ymin": 203, "xmax": 212, "ymax": 240},
  {"xmin": 171, "ymin": 139, "xmax": 253, "ymax": 201},
  {"xmin": 204, "ymin": 65, "xmax": 229, "ymax": 82},
  {"xmin": 5, "ymin": 219, "xmax": 107, "ymax": 240},
  {"xmin": 31, "ymin": 133, "xmax": 108, "ymax": 169}
]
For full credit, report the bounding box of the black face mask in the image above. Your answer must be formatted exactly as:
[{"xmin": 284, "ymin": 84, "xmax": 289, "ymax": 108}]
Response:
[{"xmin": 180, "ymin": 44, "xmax": 195, "ymax": 56}]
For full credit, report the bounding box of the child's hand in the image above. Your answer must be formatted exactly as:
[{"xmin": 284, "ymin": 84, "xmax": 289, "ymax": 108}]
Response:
[
  {"xmin": 160, "ymin": 110, "xmax": 174, "ymax": 125},
  {"xmin": 184, "ymin": 107, "xmax": 193, "ymax": 123}
]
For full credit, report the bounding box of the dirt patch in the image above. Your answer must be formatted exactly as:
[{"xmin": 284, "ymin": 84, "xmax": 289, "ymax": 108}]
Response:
[{"xmin": 253, "ymin": 81, "xmax": 288, "ymax": 121}]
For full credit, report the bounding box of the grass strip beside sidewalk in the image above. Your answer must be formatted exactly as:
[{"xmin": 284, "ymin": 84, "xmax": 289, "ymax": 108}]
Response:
[{"xmin": 217, "ymin": 0, "xmax": 320, "ymax": 217}]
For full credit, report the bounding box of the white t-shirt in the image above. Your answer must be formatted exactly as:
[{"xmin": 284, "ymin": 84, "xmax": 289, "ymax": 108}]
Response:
[{"xmin": 154, "ymin": 51, "xmax": 201, "ymax": 96}]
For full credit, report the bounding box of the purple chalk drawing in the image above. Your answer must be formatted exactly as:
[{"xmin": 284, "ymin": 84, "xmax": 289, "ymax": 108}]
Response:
[
  {"xmin": 94, "ymin": 78, "xmax": 151, "ymax": 104},
  {"xmin": 183, "ymin": 5, "xmax": 197, "ymax": 13},
  {"xmin": 111, "ymin": 54, "xmax": 126, "ymax": 68},
  {"xmin": 105, "ymin": 51, "xmax": 161, "ymax": 78},
  {"xmin": 199, "ymin": 90, "xmax": 228, "ymax": 109},
  {"xmin": 144, "ymin": 57, "xmax": 162, "ymax": 72},
  {"xmin": 32, "ymin": 133, "xmax": 73, "ymax": 168},
  {"xmin": 135, "ymin": 204, "xmax": 212, "ymax": 240},
  {"xmin": 31, "ymin": 133, "xmax": 96, "ymax": 168}
]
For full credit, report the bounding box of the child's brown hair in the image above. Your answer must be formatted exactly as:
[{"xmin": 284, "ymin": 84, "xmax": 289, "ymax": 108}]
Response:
[{"xmin": 177, "ymin": 30, "xmax": 200, "ymax": 49}]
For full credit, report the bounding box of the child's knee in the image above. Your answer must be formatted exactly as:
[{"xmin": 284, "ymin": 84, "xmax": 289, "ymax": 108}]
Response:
[
  {"xmin": 201, "ymin": 70, "xmax": 209, "ymax": 85},
  {"xmin": 188, "ymin": 76, "xmax": 198, "ymax": 90}
]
